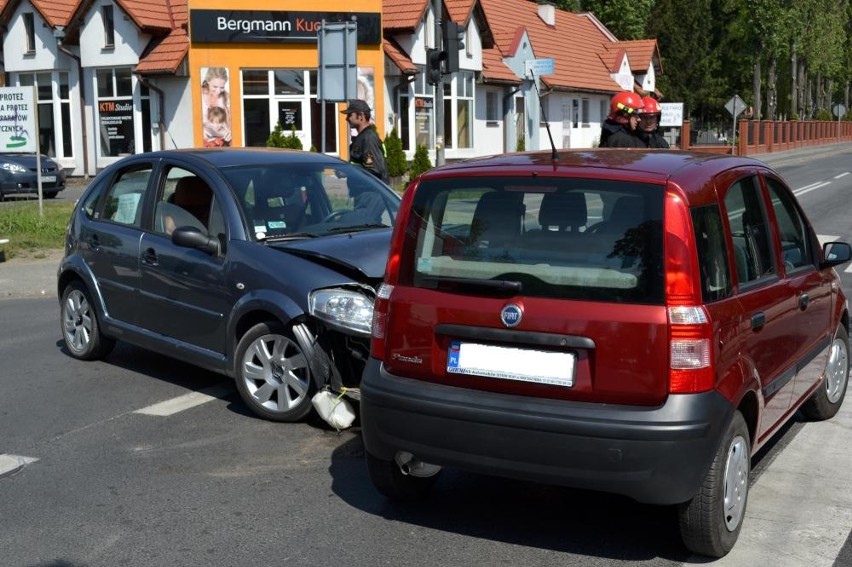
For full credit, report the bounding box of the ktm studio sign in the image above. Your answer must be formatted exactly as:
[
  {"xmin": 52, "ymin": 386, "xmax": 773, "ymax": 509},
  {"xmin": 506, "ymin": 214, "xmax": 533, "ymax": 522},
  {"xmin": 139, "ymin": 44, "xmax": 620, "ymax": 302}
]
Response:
[{"xmin": 190, "ymin": 10, "xmax": 381, "ymax": 45}]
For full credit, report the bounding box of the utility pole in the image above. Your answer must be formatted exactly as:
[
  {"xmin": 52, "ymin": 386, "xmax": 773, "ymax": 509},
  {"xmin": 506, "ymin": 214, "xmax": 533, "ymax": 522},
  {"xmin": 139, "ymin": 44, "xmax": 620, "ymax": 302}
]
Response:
[{"xmin": 432, "ymin": 0, "xmax": 445, "ymax": 166}]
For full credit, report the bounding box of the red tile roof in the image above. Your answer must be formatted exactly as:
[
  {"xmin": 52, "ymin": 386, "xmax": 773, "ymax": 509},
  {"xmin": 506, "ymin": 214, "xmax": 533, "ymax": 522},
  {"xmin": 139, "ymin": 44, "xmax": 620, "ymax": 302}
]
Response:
[
  {"xmin": 445, "ymin": 0, "xmax": 475, "ymax": 25},
  {"xmin": 480, "ymin": 0, "xmax": 658, "ymax": 94},
  {"xmin": 383, "ymin": 0, "xmax": 429, "ymax": 31},
  {"xmin": 482, "ymin": 46, "xmax": 521, "ymax": 85},
  {"xmin": 135, "ymin": 27, "xmax": 188, "ymax": 74},
  {"xmin": 116, "ymin": 0, "xmax": 173, "ymax": 32},
  {"xmin": 619, "ymin": 39, "xmax": 662, "ymax": 74},
  {"xmin": 384, "ymin": 37, "xmax": 418, "ymax": 74},
  {"xmin": 0, "ymin": 0, "xmax": 80, "ymax": 27}
]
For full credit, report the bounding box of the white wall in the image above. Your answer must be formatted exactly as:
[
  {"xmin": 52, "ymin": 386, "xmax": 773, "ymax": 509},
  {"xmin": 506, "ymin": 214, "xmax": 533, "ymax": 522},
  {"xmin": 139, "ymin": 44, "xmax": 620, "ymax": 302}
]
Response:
[
  {"xmin": 147, "ymin": 76, "xmax": 194, "ymax": 150},
  {"xmin": 473, "ymin": 86, "xmax": 504, "ymax": 156},
  {"xmin": 79, "ymin": 1, "xmax": 150, "ymax": 67}
]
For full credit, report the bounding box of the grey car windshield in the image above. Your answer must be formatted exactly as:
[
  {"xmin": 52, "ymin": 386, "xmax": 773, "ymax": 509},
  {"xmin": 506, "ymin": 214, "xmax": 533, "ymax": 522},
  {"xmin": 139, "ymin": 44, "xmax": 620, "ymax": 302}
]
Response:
[{"xmin": 220, "ymin": 162, "xmax": 398, "ymax": 240}]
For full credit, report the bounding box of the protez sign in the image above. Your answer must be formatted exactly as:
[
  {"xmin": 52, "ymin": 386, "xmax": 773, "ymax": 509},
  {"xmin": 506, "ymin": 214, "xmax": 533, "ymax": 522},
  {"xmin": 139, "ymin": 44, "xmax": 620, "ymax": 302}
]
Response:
[{"xmin": 190, "ymin": 10, "xmax": 381, "ymax": 45}]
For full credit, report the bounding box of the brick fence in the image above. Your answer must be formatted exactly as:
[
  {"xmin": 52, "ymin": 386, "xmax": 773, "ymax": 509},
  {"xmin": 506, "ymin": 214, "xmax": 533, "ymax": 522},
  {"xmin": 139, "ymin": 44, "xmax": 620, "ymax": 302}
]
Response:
[{"xmin": 680, "ymin": 119, "xmax": 852, "ymax": 156}]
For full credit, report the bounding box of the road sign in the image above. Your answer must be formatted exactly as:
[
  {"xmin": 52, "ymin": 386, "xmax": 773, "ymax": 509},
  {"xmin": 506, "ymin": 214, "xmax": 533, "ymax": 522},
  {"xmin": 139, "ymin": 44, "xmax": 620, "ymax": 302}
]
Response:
[
  {"xmin": 0, "ymin": 86, "xmax": 37, "ymax": 152},
  {"xmin": 660, "ymin": 102, "xmax": 683, "ymax": 127},
  {"xmin": 524, "ymin": 58, "xmax": 554, "ymax": 78},
  {"xmin": 725, "ymin": 94, "xmax": 747, "ymax": 118},
  {"xmin": 833, "ymin": 104, "xmax": 846, "ymax": 118}
]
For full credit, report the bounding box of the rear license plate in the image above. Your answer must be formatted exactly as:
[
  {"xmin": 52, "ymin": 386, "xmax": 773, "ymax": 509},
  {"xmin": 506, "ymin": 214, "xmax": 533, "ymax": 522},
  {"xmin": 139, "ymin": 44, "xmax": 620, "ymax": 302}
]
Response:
[
  {"xmin": 42, "ymin": 175, "xmax": 56, "ymax": 183},
  {"xmin": 447, "ymin": 340, "xmax": 574, "ymax": 387}
]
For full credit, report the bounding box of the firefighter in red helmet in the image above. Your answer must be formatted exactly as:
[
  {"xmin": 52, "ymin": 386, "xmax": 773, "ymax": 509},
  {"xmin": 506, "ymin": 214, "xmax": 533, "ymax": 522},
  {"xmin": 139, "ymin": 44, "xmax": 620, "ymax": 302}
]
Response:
[
  {"xmin": 600, "ymin": 91, "xmax": 645, "ymax": 148},
  {"xmin": 638, "ymin": 96, "xmax": 670, "ymax": 148}
]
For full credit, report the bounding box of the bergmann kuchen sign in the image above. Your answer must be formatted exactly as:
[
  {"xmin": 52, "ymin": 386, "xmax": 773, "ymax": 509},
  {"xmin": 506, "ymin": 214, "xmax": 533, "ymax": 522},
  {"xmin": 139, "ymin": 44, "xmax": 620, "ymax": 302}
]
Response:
[
  {"xmin": 190, "ymin": 10, "xmax": 381, "ymax": 45},
  {"xmin": 0, "ymin": 86, "xmax": 37, "ymax": 153}
]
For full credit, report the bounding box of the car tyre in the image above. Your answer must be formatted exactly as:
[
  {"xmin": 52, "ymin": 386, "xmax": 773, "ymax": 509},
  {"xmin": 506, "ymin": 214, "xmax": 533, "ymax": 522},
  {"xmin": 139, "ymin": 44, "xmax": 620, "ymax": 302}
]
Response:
[
  {"xmin": 234, "ymin": 322, "xmax": 316, "ymax": 422},
  {"xmin": 801, "ymin": 325, "xmax": 849, "ymax": 421},
  {"xmin": 44, "ymin": 191, "xmax": 58, "ymax": 199},
  {"xmin": 366, "ymin": 452, "xmax": 440, "ymax": 501},
  {"xmin": 678, "ymin": 410, "xmax": 750, "ymax": 558},
  {"xmin": 60, "ymin": 281, "xmax": 116, "ymax": 360}
]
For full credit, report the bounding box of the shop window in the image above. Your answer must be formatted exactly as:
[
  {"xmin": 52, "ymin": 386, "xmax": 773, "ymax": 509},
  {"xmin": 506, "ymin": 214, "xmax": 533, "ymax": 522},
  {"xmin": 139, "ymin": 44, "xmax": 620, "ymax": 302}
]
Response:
[
  {"xmin": 582, "ymin": 99, "xmax": 590, "ymax": 127},
  {"xmin": 96, "ymin": 68, "xmax": 136, "ymax": 156},
  {"xmin": 399, "ymin": 93, "xmax": 411, "ymax": 151},
  {"xmin": 24, "ymin": 13, "xmax": 36, "ymax": 54},
  {"xmin": 456, "ymin": 72, "xmax": 474, "ymax": 148},
  {"xmin": 17, "ymin": 71, "xmax": 73, "ymax": 159},
  {"xmin": 572, "ymin": 99, "xmax": 579, "ymax": 128},
  {"xmin": 103, "ymin": 5, "xmax": 115, "ymax": 49}
]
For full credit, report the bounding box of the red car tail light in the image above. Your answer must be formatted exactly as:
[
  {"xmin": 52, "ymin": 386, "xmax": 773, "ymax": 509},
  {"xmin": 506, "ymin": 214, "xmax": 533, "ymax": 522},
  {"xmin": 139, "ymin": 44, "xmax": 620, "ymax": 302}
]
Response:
[
  {"xmin": 370, "ymin": 283, "xmax": 393, "ymax": 359},
  {"xmin": 664, "ymin": 188, "xmax": 713, "ymax": 393}
]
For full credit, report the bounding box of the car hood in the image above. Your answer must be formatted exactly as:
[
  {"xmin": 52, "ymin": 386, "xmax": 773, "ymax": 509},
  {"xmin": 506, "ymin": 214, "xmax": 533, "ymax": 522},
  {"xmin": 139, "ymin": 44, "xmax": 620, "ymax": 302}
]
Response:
[
  {"xmin": 270, "ymin": 228, "xmax": 392, "ymax": 281},
  {"xmin": 0, "ymin": 154, "xmax": 56, "ymax": 168}
]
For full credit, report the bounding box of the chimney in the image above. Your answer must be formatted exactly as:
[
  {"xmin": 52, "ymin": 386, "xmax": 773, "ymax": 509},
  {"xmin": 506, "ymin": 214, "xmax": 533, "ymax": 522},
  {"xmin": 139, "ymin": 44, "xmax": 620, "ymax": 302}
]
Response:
[{"xmin": 538, "ymin": 1, "xmax": 555, "ymax": 26}]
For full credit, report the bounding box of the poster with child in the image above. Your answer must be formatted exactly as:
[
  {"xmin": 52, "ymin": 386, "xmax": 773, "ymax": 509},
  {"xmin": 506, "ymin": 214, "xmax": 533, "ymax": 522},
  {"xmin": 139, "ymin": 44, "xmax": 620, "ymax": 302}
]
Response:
[{"xmin": 201, "ymin": 66, "xmax": 232, "ymax": 147}]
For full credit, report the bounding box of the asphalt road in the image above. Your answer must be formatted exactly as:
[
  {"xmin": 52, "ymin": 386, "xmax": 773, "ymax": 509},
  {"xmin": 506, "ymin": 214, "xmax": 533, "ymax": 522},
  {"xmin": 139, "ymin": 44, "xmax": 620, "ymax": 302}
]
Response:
[{"xmin": 2, "ymin": 147, "xmax": 852, "ymax": 566}]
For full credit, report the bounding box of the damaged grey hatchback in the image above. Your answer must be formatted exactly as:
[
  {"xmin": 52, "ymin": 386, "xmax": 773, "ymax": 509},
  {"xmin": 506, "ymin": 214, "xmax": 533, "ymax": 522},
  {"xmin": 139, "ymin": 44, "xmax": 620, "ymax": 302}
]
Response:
[{"xmin": 58, "ymin": 148, "xmax": 399, "ymax": 421}]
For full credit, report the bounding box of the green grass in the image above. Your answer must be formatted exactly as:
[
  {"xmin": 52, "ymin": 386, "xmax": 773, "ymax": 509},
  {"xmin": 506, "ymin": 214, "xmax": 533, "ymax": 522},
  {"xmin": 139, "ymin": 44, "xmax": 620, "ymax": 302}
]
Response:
[{"xmin": 0, "ymin": 201, "xmax": 74, "ymax": 260}]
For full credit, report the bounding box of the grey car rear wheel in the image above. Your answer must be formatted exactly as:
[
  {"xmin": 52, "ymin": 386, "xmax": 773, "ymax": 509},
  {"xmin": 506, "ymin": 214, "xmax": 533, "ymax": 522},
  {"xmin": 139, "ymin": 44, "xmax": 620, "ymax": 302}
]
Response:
[{"xmin": 234, "ymin": 322, "xmax": 315, "ymax": 422}]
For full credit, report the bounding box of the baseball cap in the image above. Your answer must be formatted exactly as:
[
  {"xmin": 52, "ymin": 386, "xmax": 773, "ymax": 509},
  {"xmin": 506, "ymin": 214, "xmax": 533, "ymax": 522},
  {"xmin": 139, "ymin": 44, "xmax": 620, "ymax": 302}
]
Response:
[{"xmin": 341, "ymin": 99, "xmax": 371, "ymax": 115}]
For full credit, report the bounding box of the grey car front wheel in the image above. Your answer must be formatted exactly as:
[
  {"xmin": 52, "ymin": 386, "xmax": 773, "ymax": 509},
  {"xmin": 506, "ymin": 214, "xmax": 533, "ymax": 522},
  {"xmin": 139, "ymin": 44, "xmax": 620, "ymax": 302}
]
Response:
[
  {"xmin": 234, "ymin": 322, "xmax": 316, "ymax": 422},
  {"xmin": 801, "ymin": 325, "xmax": 849, "ymax": 421},
  {"xmin": 60, "ymin": 281, "xmax": 115, "ymax": 360}
]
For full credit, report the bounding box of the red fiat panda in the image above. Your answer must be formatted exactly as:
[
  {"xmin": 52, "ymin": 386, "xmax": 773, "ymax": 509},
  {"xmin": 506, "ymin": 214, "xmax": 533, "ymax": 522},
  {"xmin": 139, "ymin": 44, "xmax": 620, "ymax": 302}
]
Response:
[{"xmin": 360, "ymin": 150, "xmax": 852, "ymax": 558}]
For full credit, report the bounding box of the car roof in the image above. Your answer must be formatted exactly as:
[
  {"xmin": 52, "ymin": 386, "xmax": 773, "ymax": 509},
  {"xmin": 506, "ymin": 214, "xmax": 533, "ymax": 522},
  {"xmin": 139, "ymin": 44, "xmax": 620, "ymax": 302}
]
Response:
[
  {"xmin": 424, "ymin": 149, "xmax": 773, "ymax": 195},
  {"xmin": 129, "ymin": 148, "xmax": 348, "ymax": 169}
]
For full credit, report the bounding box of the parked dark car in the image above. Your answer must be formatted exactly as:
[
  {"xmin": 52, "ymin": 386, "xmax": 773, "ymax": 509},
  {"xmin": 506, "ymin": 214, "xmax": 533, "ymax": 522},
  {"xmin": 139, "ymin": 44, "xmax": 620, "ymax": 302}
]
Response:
[
  {"xmin": 0, "ymin": 153, "xmax": 67, "ymax": 200},
  {"xmin": 58, "ymin": 148, "xmax": 399, "ymax": 422},
  {"xmin": 361, "ymin": 149, "xmax": 852, "ymax": 557}
]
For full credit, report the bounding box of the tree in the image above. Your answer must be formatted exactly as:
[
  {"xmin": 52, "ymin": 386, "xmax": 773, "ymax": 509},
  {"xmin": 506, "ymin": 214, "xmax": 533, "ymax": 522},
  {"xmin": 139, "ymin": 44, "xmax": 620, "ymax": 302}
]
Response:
[
  {"xmin": 267, "ymin": 123, "xmax": 303, "ymax": 150},
  {"xmin": 409, "ymin": 145, "xmax": 432, "ymax": 179},
  {"xmin": 580, "ymin": 0, "xmax": 655, "ymax": 39},
  {"xmin": 384, "ymin": 127, "xmax": 407, "ymax": 181}
]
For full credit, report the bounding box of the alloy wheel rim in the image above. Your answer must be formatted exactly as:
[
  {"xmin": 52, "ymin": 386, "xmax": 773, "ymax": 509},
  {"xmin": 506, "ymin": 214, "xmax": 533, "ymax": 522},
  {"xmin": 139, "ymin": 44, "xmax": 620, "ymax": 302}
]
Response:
[
  {"xmin": 241, "ymin": 333, "xmax": 310, "ymax": 413},
  {"xmin": 722, "ymin": 434, "xmax": 749, "ymax": 531},
  {"xmin": 825, "ymin": 336, "xmax": 849, "ymax": 404},
  {"xmin": 63, "ymin": 289, "xmax": 91, "ymax": 353}
]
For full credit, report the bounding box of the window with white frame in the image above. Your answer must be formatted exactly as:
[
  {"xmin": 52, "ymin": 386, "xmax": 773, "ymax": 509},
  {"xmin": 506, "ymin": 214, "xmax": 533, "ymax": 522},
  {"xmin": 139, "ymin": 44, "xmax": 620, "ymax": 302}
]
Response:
[
  {"xmin": 103, "ymin": 5, "xmax": 115, "ymax": 48},
  {"xmin": 23, "ymin": 13, "xmax": 36, "ymax": 54},
  {"xmin": 18, "ymin": 72, "xmax": 73, "ymax": 158},
  {"xmin": 241, "ymin": 69, "xmax": 336, "ymax": 153},
  {"xmin": 413, "ymin": 67, "xmax": 434, "ymax": 149},
  {"xmin": 96, "ymin": 67, "xmax": 135, "ymax": 156},
  {"xmin": 600, "ymin": 100, "xmax": 608, "ymax": 123},
  {"xmin": 456, "ymin": 71, "xmax": 474, "ymax": 148},
  {"xmin": 486, "ymin": 91, "xmax": 500, "ymax": 124},
  {"xmin": 572, "ymin": 99, "xmax": 579, "ymax": 128},
  {"xmin": 582, "ymin": 98, "xmax": 590, "ymax": 127}
]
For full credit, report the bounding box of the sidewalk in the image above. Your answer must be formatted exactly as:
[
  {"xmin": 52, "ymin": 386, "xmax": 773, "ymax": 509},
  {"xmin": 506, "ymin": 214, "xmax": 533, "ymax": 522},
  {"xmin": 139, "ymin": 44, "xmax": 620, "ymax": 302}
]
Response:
[
  {"xmin": 2, "ymin": 142, "xmax": 851, "ymax": 301},
  {"xmin": 0, "ymin": 248, "xmax": 63, "ymax": 300}
]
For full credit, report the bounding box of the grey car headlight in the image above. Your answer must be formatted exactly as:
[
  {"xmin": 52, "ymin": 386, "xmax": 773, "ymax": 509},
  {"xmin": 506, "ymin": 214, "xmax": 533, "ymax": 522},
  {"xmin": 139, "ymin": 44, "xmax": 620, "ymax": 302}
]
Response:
[{"xmin": 309, "ymin": 288, "xmax": 374, "ymax": 336}]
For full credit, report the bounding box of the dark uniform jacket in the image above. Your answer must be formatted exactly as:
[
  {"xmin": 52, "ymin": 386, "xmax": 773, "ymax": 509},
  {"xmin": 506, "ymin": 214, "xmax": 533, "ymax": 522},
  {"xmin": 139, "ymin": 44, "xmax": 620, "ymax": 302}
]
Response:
[
  {"xmin": 639, "ymin": 130, "xmax": 670, "ymax": 148},
  {"xmin": 599, "ymin": 119, "xmax": 645, "ymax": 148},
  {"xmin": 350, "ymin": 127, "xmax": 388, "ymax": 183}
]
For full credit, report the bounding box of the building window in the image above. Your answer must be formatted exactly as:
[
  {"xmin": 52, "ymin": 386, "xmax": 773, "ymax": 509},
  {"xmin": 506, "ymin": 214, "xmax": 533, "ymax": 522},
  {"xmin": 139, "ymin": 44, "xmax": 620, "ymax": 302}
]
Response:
[
  {"xmin": 103, "ymin": 5, "xmax": 115, "ymax": 48},
  {"xmin": 413, "ymin": 67, "xmax": 434, "ymax": 149},
  {"xmin": 582, "ymin": 98, "xmax": 590, "ymax": 127},
  {"xmin": 398, "ymin": 92, "xmax": 411, "ymax": 151},
  {"xmin": 600, "ymin": 100, "xmax": 608, "ymax": 123},
  {"xmin": 572, "ymin": 99, "xmax": 579, "ymax": 128},
  {"xmin": 23, "ymin": 13, "xmax": 36, "ymax": 54},
  {"xmin": 486, "ymin": 91, "xmax": 499, "ymax": 124},
  {"xmin": 17, "ymin": 72, "xmax": 73, "ymax": 159},
  {"xmin": 96, "ymin": 67, "xmax": 135, "ymax": 156},
  {"xmin": 241, "ymin": 69, "xmax": 337, "ymax": 153},
  {"xmin": 455, "ymin": 71, "xmax": 474, "ymax": 148}
]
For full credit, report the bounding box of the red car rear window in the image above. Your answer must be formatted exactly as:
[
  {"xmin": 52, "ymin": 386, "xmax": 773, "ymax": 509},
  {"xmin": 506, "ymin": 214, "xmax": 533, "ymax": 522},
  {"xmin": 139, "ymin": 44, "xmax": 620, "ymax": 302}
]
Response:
[{"xmin": 401, "ymin": 176, "xmax": 666, "ymax": 304}]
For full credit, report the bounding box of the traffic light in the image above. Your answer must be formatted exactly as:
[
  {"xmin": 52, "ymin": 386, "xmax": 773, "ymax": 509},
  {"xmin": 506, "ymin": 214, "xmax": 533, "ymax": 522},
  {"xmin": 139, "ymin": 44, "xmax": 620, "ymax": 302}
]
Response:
[
  {"xmin": 426, "ymin": 48, "xmax": 446, "ymax": 86},
  {"xmin": 443, "ymin": 21, "xmax": 465, "ymax": 74}
]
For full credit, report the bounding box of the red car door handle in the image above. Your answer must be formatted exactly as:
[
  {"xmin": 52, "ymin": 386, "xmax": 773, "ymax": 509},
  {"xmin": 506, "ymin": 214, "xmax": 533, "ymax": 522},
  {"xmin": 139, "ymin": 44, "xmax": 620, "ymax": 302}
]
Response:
[
  {"xmin": 798, "ymin": 293, "xmax": 810, "ymax": 310},
  {"xmin": 751, "ymin": 312, "xmax": 766, "ymax": 330}
]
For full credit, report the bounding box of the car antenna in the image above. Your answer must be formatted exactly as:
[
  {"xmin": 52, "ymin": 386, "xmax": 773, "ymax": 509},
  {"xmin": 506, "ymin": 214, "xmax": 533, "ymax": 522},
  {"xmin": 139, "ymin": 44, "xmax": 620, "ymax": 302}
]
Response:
[{"xmin": 529, "ymin": 69, "xmax": 558, "ymax": 161}]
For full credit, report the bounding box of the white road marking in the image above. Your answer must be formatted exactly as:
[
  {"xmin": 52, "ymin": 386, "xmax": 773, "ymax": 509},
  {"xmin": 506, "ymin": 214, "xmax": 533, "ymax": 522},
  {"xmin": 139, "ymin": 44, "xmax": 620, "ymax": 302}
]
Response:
[
  {"xmin": 0, "ymin": 454, "xmax": 38, "ymax": 478},
  {"xmin": 794, "ymin": 181, "xmax": 831, "ymax": 197},
  {"xmin": 134, "ymin": 384, "xmax": 233, "ymax": 416},
  {"xmin": 684, "ymin": 391, "xmax": 852, "ymax": 566},
  {"xmin": 833, "ymin": 172, "xmax": 850, "ymax": 179},
  {"xmin": 817, "ymin": 235, "xmax": 840, "ymax": 246}
]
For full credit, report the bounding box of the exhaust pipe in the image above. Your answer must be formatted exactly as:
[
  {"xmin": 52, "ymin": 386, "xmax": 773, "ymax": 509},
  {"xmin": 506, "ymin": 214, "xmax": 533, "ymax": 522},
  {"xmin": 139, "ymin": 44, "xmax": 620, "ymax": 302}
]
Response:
[{"xmin": 395, "ymin": 451, "xmax": 442, "ymax": 478}]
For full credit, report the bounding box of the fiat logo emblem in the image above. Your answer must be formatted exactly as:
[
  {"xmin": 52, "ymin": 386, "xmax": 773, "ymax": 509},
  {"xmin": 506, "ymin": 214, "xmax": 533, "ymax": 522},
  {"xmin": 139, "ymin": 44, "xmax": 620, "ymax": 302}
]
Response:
[{"xmin": 500, "ymin": 304, "xmax": 522, "ymax": 328}]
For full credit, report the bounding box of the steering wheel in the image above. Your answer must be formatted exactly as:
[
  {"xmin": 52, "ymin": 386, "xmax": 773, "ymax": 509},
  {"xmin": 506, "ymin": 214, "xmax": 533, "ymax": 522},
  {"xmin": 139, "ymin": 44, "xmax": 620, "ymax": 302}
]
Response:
[{"xmin": 322, "ymin": 210, "xmax": 348, "ymax": 223}]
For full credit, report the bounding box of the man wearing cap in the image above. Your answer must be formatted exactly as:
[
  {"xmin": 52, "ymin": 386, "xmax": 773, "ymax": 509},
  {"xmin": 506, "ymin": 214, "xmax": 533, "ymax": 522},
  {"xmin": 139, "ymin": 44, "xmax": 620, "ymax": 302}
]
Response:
[{"xmin": 341, "ymin": 99, "xmax": 388, "ymax": 183}]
